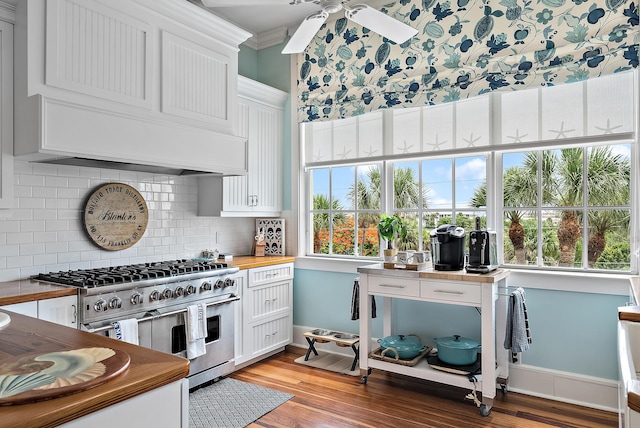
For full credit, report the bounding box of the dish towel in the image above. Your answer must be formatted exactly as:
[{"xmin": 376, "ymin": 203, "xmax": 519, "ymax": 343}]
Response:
[
  {"xmin": 504, "ymin": 287, "xmax": 532, "ymax": 362},
  {"xmin": 109, "ymin": 318, "xmax": 139, "ymax": 345},
  {"xmin": 186, "ymin": 303, "xmax": 207, "ymax": 359},
  {"xmin": 350, "ymin": 278, "xmax": 377, "ymax": 320}
]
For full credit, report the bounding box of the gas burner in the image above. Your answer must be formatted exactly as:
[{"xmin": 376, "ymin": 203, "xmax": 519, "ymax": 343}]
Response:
[{"xmin": 33, "ymin": 259, "xmax": 234, "ymax": 288}]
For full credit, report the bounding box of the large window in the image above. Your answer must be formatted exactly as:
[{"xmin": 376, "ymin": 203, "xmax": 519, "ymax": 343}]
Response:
[{"xmin": 303, "ymin": 71, "xmax": 638, "ymax": 273}]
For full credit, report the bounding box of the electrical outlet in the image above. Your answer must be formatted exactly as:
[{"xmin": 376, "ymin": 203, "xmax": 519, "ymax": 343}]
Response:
[{"xmin": 216, "ymin": 231, "xmax": 222, "ymax": 243}]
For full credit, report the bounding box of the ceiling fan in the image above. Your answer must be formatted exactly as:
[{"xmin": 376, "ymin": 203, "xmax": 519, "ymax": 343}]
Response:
[{"xmin": 199, "ymin": 0, "xmax": 418, "ymax": 54}]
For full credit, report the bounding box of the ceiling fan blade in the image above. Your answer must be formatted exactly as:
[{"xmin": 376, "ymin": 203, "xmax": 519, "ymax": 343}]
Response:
[
  {"xmin": 345, "ymin": 4, "xmax": 418, "ymax": 44},
  {"xmin": 200, "ymin": 0, "xmax": 290, "ymax": 6},
  {"xmin": 282, "ymin": 10, "xmax": 329, "ymax": 54}
]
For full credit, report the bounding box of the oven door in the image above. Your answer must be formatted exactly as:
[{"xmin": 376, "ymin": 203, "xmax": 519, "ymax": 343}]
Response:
[{"xmin": 150, "ymin": 296, "xmax": 239, "ymax": 378}]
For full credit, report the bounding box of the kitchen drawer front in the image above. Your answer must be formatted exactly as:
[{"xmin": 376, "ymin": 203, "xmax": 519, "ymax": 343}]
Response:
[
  {"xmin": 248, "ymin": 280, "xmax": 291, "ymax": 321},
  {"xmin": 368, "ymin": 276, "xmax": 420, "ymax": 298},
  {"xmin": 250, "ymin": 314, "xmax": 292, "ymax": 356},
  {"xmin": 248, "ymin": 263, "xmax": 294, "ymax": 287},
  {"xmin": 420, "ymin": 280, "xmax": 481, "ymax": 305}
]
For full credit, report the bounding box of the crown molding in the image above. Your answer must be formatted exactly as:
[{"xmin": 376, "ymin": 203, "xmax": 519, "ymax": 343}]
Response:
[
  {"xmin": 242, "ymin": 26, "xmax": 288, "ymax": 51},
  {"xmin": 0, "ymin": 0, "xmax": 16, "ymax": 23}
]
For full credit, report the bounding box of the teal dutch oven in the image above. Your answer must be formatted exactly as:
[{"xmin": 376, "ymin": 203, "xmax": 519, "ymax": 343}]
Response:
[
  {"xmin": 433, "ymin": 334, "xmax": 481, "ymax": 365},
  {"xmin": 378, "ymin": 334, "xmax": 425, "ymax": 359}
]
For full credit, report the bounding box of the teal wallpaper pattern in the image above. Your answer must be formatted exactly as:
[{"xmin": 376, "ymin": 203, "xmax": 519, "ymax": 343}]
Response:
[{"xmin": 296, "ymin": 0, "xmax": 639, "ymax": 122}]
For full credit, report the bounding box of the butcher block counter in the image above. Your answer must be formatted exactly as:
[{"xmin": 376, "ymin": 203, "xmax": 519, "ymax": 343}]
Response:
[
  {"xmin": 227, "ymin": 255, "xmax": 295, "ymax": 270},
  {"xmin": 0, "ymin": 310, "xmax": 190, "ymax": 428}
]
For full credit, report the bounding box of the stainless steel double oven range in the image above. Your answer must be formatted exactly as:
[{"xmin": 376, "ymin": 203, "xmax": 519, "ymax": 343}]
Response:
[{"xmin": 33, "ymin": 259, "xmax": 240, "ymax": 388}]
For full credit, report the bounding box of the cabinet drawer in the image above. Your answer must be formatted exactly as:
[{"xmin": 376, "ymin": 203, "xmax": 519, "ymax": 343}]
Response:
[
  {"xmin": 248, "ymin": 263, "xmax": 293, "ymax": 287},
  {"xmin": 247, "ymin": 281, "xmax": 291, "ymax": 321},
  {"xmin": 420, "ymin": 280, "xmax": 481, "ymax": 305},
  {"xmin": 250, "ymin": 314, "xmax": 292, "ymax": 355},
  {"xmin": 368, "ymin": 276, "xmax": 420, "ymax": 297}
]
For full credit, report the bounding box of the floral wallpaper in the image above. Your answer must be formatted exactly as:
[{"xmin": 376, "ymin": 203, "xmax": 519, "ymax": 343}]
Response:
[{"xmin": 295, "ymin": 0, "xmax": 639, "ymax": 123}]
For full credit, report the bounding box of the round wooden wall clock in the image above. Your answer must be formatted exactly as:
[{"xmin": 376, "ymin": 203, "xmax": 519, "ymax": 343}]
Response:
[{"xmin": 83, "ymin": 183, "xmax": 149, "ymax": 251}]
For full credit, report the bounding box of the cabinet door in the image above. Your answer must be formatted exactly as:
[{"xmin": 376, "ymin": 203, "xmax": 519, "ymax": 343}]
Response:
[
  {"xmin": 247, "ymin": 314, "xmax": 292, "ymax": 358},
  {"xmin": 249, "ymin": 100, "xmax": 282, "ymax": 213},
  {"xmin": 246, "ymin": 280, "xmax": 291, "ymax": 323},
  {"xmin": 223, "ymin": 101, "xmax": 252, "ymax": 212},
  {"xmin": 230, "ymin": 270, "xmax": 248, "ymax": 363},
  {"xmin": 38, "ymin": 296, "xmax": 78, "ymax": 328},
  {"xmin": 0, "ymin": 19, "xmax": 12, "ymax": 209},
  {"xmin": 0, "ymin": 301, "xmax": 38, "ymax": 317}
]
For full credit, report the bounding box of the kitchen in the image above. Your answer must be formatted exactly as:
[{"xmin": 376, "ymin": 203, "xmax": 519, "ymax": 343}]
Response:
[{"xmin": 0, "ymin": 0, "xmax": 637, "ymax": 426}]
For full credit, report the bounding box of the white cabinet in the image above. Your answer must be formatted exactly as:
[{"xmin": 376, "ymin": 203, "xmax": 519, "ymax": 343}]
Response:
[
  {"xmin": 236, "ymin": 263, "xmax": 293, "ymax": 366},
  {"xmin": 231, "ymin": 269, "xmax": 248, "ymax": 364},
  {"xmin": 0, "ymin": 301, "xmax": 38, "ymax": 317},
  {"xmin": 0, "ymin": 17, "xmax": 12, "ymax": 209},
  {"xmin": 198, "ymin": 77, "xmax": 288, "ymax": 217},
  {"xmin": 1, "ymin": 296, "xmax": 77, "ymax": 328},
  {"xmin": 38, "ymin": 296, "xmax": 77, "ymax": 328},
  {"xmin": 14, "ymin": 0, "xmax": 250, "ymax": 175}
]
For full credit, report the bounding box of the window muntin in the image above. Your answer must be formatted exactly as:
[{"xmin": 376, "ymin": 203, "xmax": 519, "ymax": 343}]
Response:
[{"xmin": 501, "ymin": 144, "xmax": 631, "ymax": 271}]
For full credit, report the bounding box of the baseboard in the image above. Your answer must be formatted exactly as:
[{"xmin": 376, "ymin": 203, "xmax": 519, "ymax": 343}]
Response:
[{"xmin": 293, "ymin": 325, "xmax": 618, "ymax": 413}]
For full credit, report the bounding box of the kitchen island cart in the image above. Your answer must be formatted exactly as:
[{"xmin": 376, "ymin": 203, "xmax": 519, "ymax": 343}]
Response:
[{"xmin": 357, "ymin": 264, "xmax": 510, "ymax": 416}]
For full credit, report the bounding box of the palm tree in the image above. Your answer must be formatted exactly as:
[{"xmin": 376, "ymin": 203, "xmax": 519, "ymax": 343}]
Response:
[
  {"xmin": 347, "ymin": 166, "xmax": 428, "ymax": 252},
  {"xmin": 585, "ymin": 147, "xmax": 630, "ymax": 267},
  {"xmin": 312, "ymin": 194, "xmax": 344, "ymax": 254}
]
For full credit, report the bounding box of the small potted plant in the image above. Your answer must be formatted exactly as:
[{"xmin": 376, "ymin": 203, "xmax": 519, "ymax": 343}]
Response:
[{"xmin": 378, "ymin": 214, "xmax": 407, "ymax": 261}]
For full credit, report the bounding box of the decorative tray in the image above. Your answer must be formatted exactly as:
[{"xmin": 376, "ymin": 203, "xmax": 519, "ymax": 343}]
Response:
[
  {"xmin": 383, "ymin": 262, "xmax": 432, "ymax": 271},
  {"xmin": 369, "ymin": 346, "xmax": 431, "ymax": 366}
]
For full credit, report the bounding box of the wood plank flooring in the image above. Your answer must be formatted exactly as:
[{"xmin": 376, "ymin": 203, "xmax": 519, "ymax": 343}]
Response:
[{"xmin": 230, "ymin": 346, "xmax": 618, "ymax": 428}]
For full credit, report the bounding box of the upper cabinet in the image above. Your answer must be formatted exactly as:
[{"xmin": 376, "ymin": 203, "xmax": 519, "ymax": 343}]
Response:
[
  {"xmin": 13, "ymin": 0, "xmax": 251, "ymax": 175},
  {"xmin": 0, "ymin": 16, "xmax": 12, "ymax": 209},
  {"xmin": 198, "ymin": 77, "xmax": 288, "ymax": 217}
]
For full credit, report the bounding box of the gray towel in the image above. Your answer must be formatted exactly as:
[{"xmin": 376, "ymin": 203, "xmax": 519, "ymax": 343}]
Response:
[
  {"xmin": 504, "ymin": 287, "xmax": 531, "ymax": 353},
  {"xmin": 351, "ymin": 278, "xmax": 376, "ymax": 320}
]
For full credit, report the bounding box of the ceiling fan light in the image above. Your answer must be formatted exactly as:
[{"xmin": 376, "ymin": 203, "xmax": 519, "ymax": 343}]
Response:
[
  {"xmin": 282, "ymin": 10, "xmax": 329, "ymax": 54},
  {"xmin": 345, "ymin": 4, "xmax": 418, "ymax": 44}
]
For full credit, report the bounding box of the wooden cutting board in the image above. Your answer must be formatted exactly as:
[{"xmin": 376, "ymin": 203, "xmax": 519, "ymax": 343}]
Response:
[{"xmin": 0, "ymin": 347, "xmax": 130, "ymax": 406}]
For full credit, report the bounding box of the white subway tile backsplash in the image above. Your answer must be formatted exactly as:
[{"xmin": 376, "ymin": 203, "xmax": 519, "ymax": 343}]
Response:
[
  {"xmin": 0, "ymin": 162, "xmax": 256, "ymax": 282},
  {"xmin": 7, "ymin": 232, "xmax": 33, "ymax": 245}
]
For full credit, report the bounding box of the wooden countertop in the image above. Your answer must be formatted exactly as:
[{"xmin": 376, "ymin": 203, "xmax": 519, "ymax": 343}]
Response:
[
  {"xmin": 357, "ymin": 263, "xmax": 510, "ymax": 283},
  {"xmin": 0, "ymin": 279, "xmax": 77, "ymax": 306},
  {"xmin": 0, "ymin": 310, "xmax": 190, "ymax": 428},
  {"xmin": 226, "ymin": 255, "xmax": 295, "ymax": 270}
]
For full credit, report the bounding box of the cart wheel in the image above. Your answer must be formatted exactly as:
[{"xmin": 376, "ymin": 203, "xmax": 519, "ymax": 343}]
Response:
[
  {"xmin": 500, "ymin": 384, "xmax": 507, "ymax": 394},
  {"xmin": 479, "ymin": 404, "xmax": 491, "ymax": 417},
  {"xmin": 361, "ymin": 375, "xmax": 368, "ymax": 385}
]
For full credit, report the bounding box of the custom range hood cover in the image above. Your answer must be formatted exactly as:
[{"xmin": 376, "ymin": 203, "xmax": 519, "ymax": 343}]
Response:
[{"xmin": 13, "ymin": 0, "xmax": 252, "ymax": 176}]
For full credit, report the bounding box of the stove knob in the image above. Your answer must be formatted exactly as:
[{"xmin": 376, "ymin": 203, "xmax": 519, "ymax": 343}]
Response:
[
  {"xmin": 200, "ymin": 281, "xmax": 212, "ymax": 292},
  {"xmin": 108, "ymin": 296, "xmax": 122, "ymax": 309},
  {"xmin": 93, "ymin": 299, "xmax": 107, "ymax": 312},
  {"xmin": 186, "ymin": 285, "xmax": 197, "ymax": 295},
  {"xmin": 174, "ymin": 286, "xmax": 185, "ymax": 297},
  {"xmin": 223, "ymin": 278, "xmax": 235, "ymax": 288},
  {"xmin": 161, "ymin": 288, "xmax": 173, "ymax": 300},
  {"xmin": 214, "ymin": 279, "xmax": 225, "ymax": 289},
  {"xmin": 130, "ymin": 292, "xmax": 143, "ymax": 305},
  {"xmin": 149, "ymin": 290, "xmax": 161, "ymax": 302}
]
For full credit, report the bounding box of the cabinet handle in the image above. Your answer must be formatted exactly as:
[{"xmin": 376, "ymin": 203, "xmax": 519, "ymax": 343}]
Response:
[
  {"xmin": 433, "ymin": 289, "xmax": 464, "ymax": 295},
  {"xmin": 265, "ymin": 273, "xmax": 279, "ymax": 278},
  {"xmin": 253, "ymin": 195, "xmax": 258, "ymax": 206},
  {"xmin": 265, "ymin": 331, "xmax": 278, "ymax": 338},
  {"xmin": 72, "ymin": 304, "xmax": 77, "ymax": 324},
  {"xmin": 265, "ymin": 298, "xmax": 278, "ymax": 303},
  {"xmin": 379, "ymin": 284, "xmax": 406, "ymax": 289}
]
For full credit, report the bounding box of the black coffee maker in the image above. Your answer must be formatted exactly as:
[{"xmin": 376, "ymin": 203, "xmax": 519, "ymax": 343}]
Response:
[
  {"xmin": 466, "ymin": 217, "xmax": 498, "ymax": 274},
  {"xmin": 430, "ymin": 224, "xmax": 466, "ymax": 271}
]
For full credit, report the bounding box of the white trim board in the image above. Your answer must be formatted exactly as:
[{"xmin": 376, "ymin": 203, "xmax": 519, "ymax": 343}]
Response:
[{"xmin": 292, "ymin": 325, "xmax": 618, "ymax": 413}]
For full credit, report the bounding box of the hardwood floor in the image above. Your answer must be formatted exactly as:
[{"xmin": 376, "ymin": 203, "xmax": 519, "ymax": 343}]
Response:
[{"xmin": 230, "ymin": 346, "xmax": 618, "ymax": 428}]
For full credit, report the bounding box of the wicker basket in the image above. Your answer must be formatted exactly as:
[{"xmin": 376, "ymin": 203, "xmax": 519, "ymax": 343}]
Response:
[{"xmin": 369, "ymin": 346, "xmax": 431, "ymax": 367}]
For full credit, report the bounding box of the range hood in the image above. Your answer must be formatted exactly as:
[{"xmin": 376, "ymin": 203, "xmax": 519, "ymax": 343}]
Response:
[
  {"xmin": 39, "ymin": 157, "xmax": 226, "ymax": 177},
  {"xmin": 13, "ymin": 0, "xmax": 252, "ymax": 177}
]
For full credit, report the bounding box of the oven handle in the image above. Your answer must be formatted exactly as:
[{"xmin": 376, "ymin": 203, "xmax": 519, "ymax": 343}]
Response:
[{"xmin": 82, "ymin": 296, "xmax": 240, "ymax": 334}]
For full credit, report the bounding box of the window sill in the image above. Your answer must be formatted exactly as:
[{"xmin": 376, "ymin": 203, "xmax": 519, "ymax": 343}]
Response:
[{"xmin": 294, "ymin": 256, "xmax": 634, "ymax": 296}]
